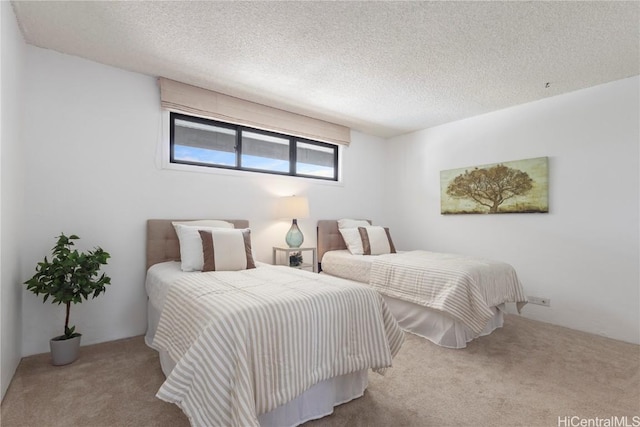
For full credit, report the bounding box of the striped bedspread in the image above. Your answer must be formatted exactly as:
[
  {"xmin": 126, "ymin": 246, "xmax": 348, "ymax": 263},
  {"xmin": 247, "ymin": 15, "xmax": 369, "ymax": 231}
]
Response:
[
  {"xmin": 369, "ymin": 250, "xmax": 527, "ymax": 334},
  {"xmin": 151, "ymin": 265, "xmax": 404, "ymax": 427}
]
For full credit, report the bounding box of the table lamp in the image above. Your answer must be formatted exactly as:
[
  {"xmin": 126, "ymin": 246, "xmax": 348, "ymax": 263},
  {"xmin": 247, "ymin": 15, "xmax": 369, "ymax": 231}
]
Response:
[{"xmin": 277, "ymin": 196, "xmax": 310, "ymax": 248}]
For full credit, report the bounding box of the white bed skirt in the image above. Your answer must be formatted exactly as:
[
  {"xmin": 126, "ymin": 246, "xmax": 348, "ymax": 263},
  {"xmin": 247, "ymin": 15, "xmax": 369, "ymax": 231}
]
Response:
[
  {"xmin": 382, "ymin": 295, "xmax": 504, "ymax": 349},
  {"xmin": 145, "ymin": 302, "xmax": 368, "ymax": 427}
]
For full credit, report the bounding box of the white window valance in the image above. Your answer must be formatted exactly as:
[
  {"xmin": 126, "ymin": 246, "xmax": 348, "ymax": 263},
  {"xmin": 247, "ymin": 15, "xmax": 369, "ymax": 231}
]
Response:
[{"xmin": 158, "ymin": 77, "xmax": 350, "ymax": 146}]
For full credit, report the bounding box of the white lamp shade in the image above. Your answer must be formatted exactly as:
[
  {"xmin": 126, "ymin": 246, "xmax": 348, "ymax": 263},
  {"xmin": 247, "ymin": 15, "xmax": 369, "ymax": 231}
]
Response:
[{"xmin": 277, "ymin": 196, "xmax": 310, "ymax": 219}]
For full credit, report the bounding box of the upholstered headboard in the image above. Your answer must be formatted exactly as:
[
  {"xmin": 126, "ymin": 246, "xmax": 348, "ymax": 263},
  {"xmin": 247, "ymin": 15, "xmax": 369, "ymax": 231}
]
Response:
[
  {"xmin": 316, "ymin": 220, "xmax": 371, "ymax": 270},
  {"xmin": 146, "ymin": 219, "xmax": 249, "ymax": 270}
]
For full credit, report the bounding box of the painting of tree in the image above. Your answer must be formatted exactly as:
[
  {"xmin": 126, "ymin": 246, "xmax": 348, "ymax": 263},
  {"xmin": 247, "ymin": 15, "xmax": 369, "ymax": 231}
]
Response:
[{"xmin": 440, "ymin": 157, "xmax": 548, "ymax": 214}]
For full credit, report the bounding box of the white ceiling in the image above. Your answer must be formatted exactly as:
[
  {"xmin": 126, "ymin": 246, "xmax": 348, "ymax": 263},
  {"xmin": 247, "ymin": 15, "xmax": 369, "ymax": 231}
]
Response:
[{"xmin": 11, "ymin": 1, "xmax": 640, "ymax": 138}]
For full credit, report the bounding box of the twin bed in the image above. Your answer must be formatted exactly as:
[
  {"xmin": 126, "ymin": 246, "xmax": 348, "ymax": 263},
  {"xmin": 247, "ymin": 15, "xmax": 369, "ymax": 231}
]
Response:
[
  {"xmin": 144, "ymin": 219, "xmax": 404, "ymax": 427},
  {"xmin": 317, "ymin": 220, "xmax": 527, "ymax": 349},
  {"xmin": 144, "ymin": 218, "xmax": 526, "ymax": 426}
]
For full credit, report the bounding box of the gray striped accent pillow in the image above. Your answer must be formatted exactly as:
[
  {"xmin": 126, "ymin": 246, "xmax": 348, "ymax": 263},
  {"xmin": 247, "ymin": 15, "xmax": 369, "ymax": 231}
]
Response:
[
  {"xmin": 198, "ymin": 229, "xmax": 256, "ymax": 271},
  {"xmin": 358, "ymin": 226, "xmax": 397, "ymax": 255}
]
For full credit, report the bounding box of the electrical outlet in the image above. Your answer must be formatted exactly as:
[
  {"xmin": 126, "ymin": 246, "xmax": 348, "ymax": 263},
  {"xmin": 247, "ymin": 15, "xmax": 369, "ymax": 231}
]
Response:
[{"xmin": 528, "ymin": 296, "xmax": 551, "ymax": 307}]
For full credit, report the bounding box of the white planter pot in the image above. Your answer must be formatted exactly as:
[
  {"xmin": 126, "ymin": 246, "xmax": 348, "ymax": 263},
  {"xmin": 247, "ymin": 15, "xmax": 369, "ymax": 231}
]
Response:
[{"xmin": 49, "ymin": 335, "xmax": 81, "ymax": 366}]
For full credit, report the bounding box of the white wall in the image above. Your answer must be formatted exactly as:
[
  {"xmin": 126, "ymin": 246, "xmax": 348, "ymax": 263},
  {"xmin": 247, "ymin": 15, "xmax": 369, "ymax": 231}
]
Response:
[
  {"xmin": 20, "ymin": 46, "xmax": 390, "ymax": 356},
  {"xmin": 384, "ymin": 77, "xmax": 640, "ymax": 344},
  {"xmin": 1, "ymin": 2, "xmax": 26, "ymax": 399}
]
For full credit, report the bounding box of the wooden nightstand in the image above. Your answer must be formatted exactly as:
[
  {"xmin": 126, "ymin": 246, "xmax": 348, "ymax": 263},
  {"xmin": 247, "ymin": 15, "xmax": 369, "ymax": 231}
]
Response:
[{"xmin": 272, "ymin": 246, "xmax": 317, "ymax": 273}]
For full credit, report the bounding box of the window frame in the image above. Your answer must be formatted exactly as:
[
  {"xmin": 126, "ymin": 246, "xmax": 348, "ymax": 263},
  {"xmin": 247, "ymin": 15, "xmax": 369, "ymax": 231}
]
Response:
[{"xmin": 169, "ymin": 112, "xmax": 339, "ymax": 181}]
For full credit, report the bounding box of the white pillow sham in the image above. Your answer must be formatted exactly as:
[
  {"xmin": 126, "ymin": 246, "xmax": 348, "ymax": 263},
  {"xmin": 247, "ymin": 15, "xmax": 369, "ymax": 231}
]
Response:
[
  {"xmin": 173, "ymin": 222, "xmax": 235, "ymax": 271},
  {"xmin": 337, "ymin": 218, "xmax": 370, "ymax": 229},
  {"xmin": 338, "ymin": 219, "xmax": 371, "ymax": 255},
  {"xmin": 339, "ymin": 228, "xmax": 365, "ymax": 255},
  {"xmin": 172, "ymin": 220, "xmax": 234, "ymax": 229}
]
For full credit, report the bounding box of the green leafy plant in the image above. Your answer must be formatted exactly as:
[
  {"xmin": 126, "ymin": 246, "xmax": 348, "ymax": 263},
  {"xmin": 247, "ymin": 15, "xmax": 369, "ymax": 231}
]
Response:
[
  {"xmin": 24, "ymin": 233, "xmax": 111, "ymax": 340},
  {"xmin": 289, "ymin": 251, "xmax": 303, "ymax": 267}
]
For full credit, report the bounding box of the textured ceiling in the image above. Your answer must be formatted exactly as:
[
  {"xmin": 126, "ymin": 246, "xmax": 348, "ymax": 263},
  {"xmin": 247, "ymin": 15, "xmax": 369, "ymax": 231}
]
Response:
[{"xmin": 11, "ymin": 1, "xmax": 640, "ymax": 138}]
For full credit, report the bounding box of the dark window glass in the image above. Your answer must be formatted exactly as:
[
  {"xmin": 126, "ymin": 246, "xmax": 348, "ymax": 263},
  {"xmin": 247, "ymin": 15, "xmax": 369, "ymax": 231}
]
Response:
[
  {"xmin": 296, "ymin": 141, "xmax": 337, "ymax": 179},
  {"xmin": 172, "ymin": 117, "xmax": 236, "ymax": 167},
  {"xmin": 241, "ymin": 131, "xmax": 290, "ymax": 173}
]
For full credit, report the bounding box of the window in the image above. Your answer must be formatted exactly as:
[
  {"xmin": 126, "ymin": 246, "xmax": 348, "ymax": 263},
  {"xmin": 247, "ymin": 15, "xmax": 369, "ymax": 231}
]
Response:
[
  {"xmin": 170, "ymin": 113, "xmax": 339, "ymax": 181},
  {"xmin": 172, "ymin": 117, "xmax": 236, "ymax": 167},
  {"xmin": 241, "ymin": 131, "xmax": 290, "ymax": 173},
  {"xmin": 296, "ymin": 141, "xmax": 337, "ymax": 179}
]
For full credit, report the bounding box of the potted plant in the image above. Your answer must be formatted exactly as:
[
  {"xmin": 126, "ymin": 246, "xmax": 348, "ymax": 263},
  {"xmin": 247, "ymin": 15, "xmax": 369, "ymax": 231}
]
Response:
[{"xmin": 24, "ymin": 233, "xmax": 111, "ymax": 365}]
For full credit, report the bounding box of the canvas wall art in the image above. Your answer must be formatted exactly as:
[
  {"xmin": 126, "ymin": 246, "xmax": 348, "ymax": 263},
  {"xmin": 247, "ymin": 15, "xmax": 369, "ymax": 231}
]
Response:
[{"xmin": 440, "ymin": 157, "xmax": 548, "ymax": 214}]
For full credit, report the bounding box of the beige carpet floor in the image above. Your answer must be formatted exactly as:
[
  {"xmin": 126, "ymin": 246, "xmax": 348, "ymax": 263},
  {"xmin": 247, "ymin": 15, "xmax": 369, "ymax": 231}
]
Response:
[{"xmin": 2, "ymin": 315, "xmax": 639, "ymax": 427}]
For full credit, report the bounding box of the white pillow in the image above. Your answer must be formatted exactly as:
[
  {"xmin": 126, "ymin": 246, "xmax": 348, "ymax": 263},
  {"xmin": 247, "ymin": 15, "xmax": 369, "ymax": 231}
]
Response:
[
  {"xmin": 338, "ymin": 219, "xmax": 370, "ymax": 254},
  {"xmin": 172, "ymin": 220, "xmax": 234, "ymax": 229},
  {"xmin": 173, "ymin": 223, "xmax": 234, "ymax": 271},
  {"xmin": 358, "ymin": 226, "xmax": 397, "ymax": 255},
  {"xmin": 199, "ymin": 229, "xmax": 256, "ymax": 272},
  {"xmin": 337, "ymin": 219, "xmax": 370, "ymax": 229},
  {"xmin": 339, "ymin": 228, "xmax": 365, "ymax": 255}
]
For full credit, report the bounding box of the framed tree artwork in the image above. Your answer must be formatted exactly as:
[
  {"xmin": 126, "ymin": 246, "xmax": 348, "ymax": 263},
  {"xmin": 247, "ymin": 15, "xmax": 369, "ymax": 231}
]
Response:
[{"xmin": 440, "ymin": 157, "xmax": 548, "ymax": 214}]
